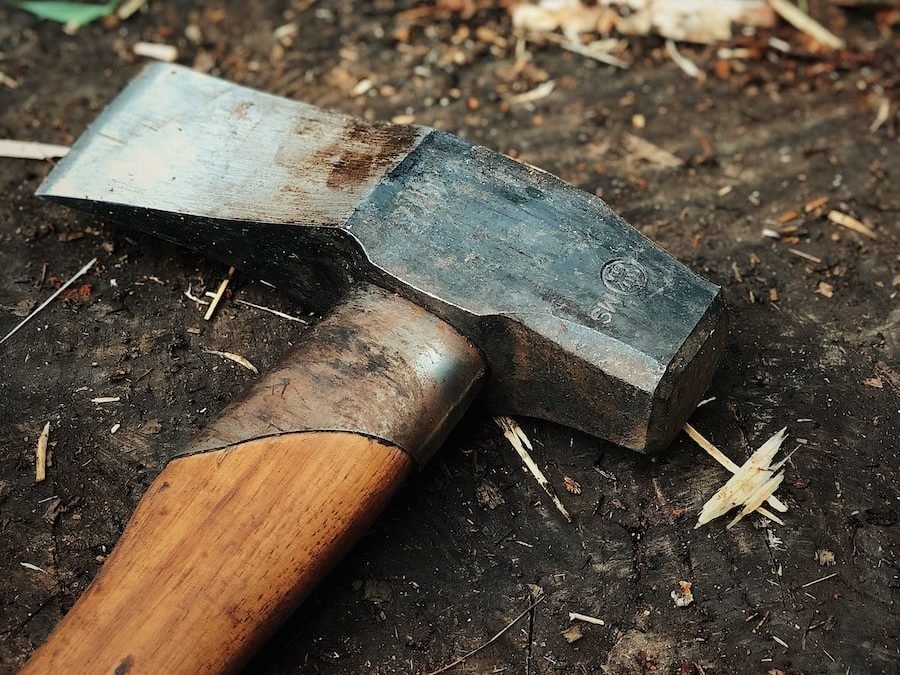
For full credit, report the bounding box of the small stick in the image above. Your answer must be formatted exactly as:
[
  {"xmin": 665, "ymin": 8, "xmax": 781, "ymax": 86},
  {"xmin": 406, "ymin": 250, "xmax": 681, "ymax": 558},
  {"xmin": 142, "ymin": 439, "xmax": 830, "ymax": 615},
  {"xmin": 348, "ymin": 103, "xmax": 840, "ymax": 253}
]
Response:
[
  {"xmin": 1, "ymin": 258, "xmax": 97, "ymax": 346},
  {"xmin": 204, "ymin": 267, "xmax": 235, "ymax": 321},
  {"xmin": 801, "ymin": 572, "xmax": 838, "ymax": 588},
  {"xmin": 788, "ymin": 249, "xmax": 822, "ymax": 264},
  {"xmin": 425, "ymin": 595, "xmax": 544, "ymax": 675},
  {"xmin": 769, "ymin": 0, "xmax": 845, "ymax": 50},
  {"xmin": 495, "ymin": 416, "xmax": 572, "ymax": 522},
  {"xmin": 35, "ymin": 422, "xmax": 50, "ymax": 483},
  {"xmin": 683, "ymin": 423, "xmax": 787, "ymax": 519},
  {"xmin": 236, "ymin": 299, "xmax": 307, "ymax": 324},
  {"xmin": 569, "ymin": 612, "xmax": 604, "ymax": 625}
]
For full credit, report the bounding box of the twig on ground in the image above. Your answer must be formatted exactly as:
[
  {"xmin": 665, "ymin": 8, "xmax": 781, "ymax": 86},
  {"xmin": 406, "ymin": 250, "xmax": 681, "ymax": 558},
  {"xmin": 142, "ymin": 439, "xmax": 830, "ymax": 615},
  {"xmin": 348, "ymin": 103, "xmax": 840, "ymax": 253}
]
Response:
[
  {"xmin": 1, "ymin": 258, "xmax": 97, "ymax": 346},
  {"xmin": 495, "ymin": 416, "xmax": 572, "ymax": 522},
  {"xmin": 35, "ymin": 422, "xmax": 50, "ymax": 483},
  {"xmin": 425, "ymin": 595, "xmax": 544, "ymax": 675}
]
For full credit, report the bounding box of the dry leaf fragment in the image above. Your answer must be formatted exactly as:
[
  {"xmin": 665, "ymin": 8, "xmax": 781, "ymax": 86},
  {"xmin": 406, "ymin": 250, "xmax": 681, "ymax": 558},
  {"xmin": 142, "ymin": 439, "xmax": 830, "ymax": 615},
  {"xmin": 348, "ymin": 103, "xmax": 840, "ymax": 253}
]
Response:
[
  {"xmin": 624, "ymin": 133, "xmax": 683, "ymax": 168},
  {"xmin": 671, "ymin": 581, "xmax": 694, "ymax": 607},
  {"xmin": 816, "ymin": 549, "xmax": 836, "ymax": 566},
  {"xmin": 863, "ymin": 377, "xmax": 883, "ymax": 389},
  {"xmin": 561, "ymin": 625, "xmax": 584, "ymax": 643},
  {"xmin": 475, "ymin": 480, "xmax": 505, "ymax": 509},
  {"xmin": 563, "ymin": 476, "xmax": 582, "ymax": 495}
]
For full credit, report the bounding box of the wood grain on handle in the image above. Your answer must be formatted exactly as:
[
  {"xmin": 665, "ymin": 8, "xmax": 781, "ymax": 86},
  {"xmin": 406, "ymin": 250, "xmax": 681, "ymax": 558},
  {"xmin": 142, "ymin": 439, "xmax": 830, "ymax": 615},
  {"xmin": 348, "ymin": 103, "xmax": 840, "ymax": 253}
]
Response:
[{"xmin": 22, "ymin": 432, "xmax": 412, "ymax": 675}]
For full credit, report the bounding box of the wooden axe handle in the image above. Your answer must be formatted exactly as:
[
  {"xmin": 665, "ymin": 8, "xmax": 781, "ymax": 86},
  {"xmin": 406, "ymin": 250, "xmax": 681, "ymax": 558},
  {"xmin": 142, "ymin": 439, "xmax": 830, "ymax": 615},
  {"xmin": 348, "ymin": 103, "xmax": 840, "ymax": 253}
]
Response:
[
  {"xmin": 22, "ymin": 434, "xmax": 410, "ymax": 674},
  {"xmin": 22, "ymin": 286, "xmax": 484, "ymax": 674}
]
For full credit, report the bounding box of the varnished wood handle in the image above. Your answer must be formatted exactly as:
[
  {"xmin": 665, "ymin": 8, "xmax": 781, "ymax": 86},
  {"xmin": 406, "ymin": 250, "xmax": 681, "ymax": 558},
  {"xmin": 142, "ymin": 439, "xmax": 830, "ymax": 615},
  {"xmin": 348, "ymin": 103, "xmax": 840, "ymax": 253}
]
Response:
[
  {"xmin": 22, "ymin": 433, "xmax": 412, "ymax": 675},
  {"xmin": 22, "ymin": 286, "xmax": 485, "ymax": 674}
]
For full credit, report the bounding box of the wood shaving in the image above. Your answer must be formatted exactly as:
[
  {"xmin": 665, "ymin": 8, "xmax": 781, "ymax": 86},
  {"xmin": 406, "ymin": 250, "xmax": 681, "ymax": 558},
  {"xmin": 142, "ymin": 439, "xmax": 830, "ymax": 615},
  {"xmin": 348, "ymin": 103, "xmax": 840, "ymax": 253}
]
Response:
[
  {"xmin": 695, "ymin": 427, "xmax": 790, "ymax": 529},
  {"xmin": 683, "ymin": 423, "xmax": 786, "ymax": 520},
  {"xmin": 495, "ymin": 416, "xmax": 571, "ymax": 522},
  {"xmin": 204, "ymin": 266, "xmax": 235, "ymax": 321},
  {"xmin": 204, "ymin": 348, "xmax": 259, "ymax": 374},
  {"xmin": 816, "ymin": 281, "xmax": 834, "ymax": 298},
  {"xmin": 827, "ymin": 210, "xmax": 877, "ymax": 239},
  {"xmin": 624, "ymin": 133, "xmax": 683, "ymax": 168},
  {"xmin": 507, "ymin": 80, "xmax": 556, "ymax": 105},
  {"xmin": 35, "ymin": 422, "xmax": 50, "ymax": 483},
  {"xmin": 665, "ymin": 40, "xmax": 702, "ymax": 79}
]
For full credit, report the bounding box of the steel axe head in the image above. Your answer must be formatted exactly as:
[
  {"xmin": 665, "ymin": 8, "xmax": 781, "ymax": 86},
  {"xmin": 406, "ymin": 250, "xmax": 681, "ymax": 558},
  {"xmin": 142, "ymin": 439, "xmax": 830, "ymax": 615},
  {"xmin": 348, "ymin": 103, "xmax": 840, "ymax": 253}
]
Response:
[{"xmin": 37, "ymin": 64, "xmax": 726, "ymax": 452}]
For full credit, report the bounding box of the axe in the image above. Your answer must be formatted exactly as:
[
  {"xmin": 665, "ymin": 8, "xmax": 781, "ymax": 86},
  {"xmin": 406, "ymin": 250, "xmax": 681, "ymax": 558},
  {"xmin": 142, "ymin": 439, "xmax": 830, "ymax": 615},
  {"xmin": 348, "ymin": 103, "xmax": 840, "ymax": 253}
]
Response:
[{"xmin": 23, "ymin": 64, "xmax": 725, "ymax": 674}]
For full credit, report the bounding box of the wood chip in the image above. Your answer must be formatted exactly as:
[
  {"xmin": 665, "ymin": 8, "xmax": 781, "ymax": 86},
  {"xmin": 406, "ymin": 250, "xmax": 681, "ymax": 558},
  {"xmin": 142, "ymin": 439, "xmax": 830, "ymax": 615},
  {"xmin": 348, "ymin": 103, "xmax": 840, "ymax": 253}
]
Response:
[
  {"xmin": 804, "ymin": 196, "xmax": 829, "ymax": 212},
  {"xmin": 90, "ymin": 396, "xmax": 120, "ymax": 404},
  {"xmin": 665, "ymin": 40, "xmax": 702, "ymax": 80},
  {"xmin": 683, "ymin": 423, "xmax": 786, "ymax": 520},
  {"xmin": 133, "ymin": 42, "xmax": 178, "ymax": 62},
  {"xmin": 20, "ymin": 562, "xmax": 48, "ymax": 574},
  {"xmin": 624, "ymin": 133, "xmax": 683, "ymax": 168},
  {"xmin": 769, "ymin": 0, "xmax": 845, "ymax": 50},
  {"xmin": 694, "ymin": 427, "xmax": 790, "ymax": 529},
  {"xmin": 495, "ymin": 416, "xmax": 571, "ymax": 522},
  {"xmin": 204, "ymin": 266, "xmax": 235, "ymax": 321},
  {"xmin": 35, "ymin": 422, "xmax": 50, "ymax": 483},
  {"xmin": 870, "ymin": 98, "xmax": 890, "ymax": 133},
  {"xmin": 204, "ymin": 348, "xmax": 259, "ymax": 374},
  {"xmin": 0, "ymin": 139, "xmax": 70, "ymax": 160},
  {"xmin": 827, "ymin": 210, "xmax": 877, "ymax": 239},
  {"xmin": 816, "ymin": 281, "xmax": 834, "ymax": 298},
  {"xmin": 117, "ymin": 0, "xmax": 148, "ymax": 19},
  {"xmin": 1, "ymin": 258, "xmax": 97, "ymax": 346},
  {"xmin": 507, "ymin": 80, "xmax": 556, "ymax": 105},
  {"xmin": 569, "ymin": 612, "xmax": 605, "ymax": 626}
]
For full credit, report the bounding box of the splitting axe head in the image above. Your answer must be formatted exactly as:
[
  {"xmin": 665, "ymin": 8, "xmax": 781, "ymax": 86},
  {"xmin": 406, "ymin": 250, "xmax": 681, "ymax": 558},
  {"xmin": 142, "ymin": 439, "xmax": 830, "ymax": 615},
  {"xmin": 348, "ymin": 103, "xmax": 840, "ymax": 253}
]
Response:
[{"xmin": 25, "ymin": 64, "xmax": 726, "ymax": 674}]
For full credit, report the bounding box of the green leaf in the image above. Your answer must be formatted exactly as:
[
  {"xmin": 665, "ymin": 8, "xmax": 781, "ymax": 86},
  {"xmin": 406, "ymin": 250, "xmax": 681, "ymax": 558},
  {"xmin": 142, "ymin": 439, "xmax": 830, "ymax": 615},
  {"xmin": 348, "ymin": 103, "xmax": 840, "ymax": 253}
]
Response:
[{"xmin": 17, "ymin": 1, "xmax": 118, "ymax": 27}]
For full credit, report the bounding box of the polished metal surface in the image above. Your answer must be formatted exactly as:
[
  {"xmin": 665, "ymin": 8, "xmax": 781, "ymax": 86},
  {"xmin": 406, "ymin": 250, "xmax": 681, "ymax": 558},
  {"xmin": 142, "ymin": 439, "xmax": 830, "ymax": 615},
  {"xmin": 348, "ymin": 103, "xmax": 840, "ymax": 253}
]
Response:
[
  {"xmin": 38, "ymin": 63, "xmax": 727, "ymax": 452},
  {"xmin": 180, "ymin": 284, "xmax": 485, "ymax": 466}
]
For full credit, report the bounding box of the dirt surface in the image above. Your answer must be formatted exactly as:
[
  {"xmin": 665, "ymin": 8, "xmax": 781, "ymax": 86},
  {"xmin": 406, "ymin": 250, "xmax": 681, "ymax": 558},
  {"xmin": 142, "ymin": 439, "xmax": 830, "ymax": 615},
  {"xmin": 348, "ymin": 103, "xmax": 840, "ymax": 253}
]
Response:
[{"xmin": 1, "ymin": 2, "xmax": 898, "ymax": 674}]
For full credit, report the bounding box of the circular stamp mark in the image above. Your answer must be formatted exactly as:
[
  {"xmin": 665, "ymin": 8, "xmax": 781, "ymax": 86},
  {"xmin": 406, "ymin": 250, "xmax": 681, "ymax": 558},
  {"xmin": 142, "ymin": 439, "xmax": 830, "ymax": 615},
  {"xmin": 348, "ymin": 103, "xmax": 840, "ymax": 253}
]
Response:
[{"xmin": 601, "ymin": 259, "xmax": 648, "ymax": 295}]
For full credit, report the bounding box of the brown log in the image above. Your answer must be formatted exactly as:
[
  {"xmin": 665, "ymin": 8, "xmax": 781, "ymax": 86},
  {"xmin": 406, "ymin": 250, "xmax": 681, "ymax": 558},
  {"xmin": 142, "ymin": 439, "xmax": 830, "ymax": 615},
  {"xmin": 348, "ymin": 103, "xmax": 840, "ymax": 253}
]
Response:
[{"xmin": 21, "ymin": 432, "xmax": 412, "ymax": 674}]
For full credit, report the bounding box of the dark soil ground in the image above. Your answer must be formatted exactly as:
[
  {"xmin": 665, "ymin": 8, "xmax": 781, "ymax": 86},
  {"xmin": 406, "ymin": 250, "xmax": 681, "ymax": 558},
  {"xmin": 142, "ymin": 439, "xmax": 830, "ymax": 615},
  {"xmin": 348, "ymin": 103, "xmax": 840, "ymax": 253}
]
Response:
[{"xmin": 1, "ymin": 1, "xmax": 897, "ymax": 673}]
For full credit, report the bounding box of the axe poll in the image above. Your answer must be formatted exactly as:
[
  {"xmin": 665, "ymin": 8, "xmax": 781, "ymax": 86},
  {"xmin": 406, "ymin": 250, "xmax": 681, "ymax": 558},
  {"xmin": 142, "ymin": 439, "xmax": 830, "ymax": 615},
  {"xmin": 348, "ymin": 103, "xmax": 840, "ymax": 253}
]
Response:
[{"xmin": 23, "ymin": 64, "xmax": 726, "ymax": 674}]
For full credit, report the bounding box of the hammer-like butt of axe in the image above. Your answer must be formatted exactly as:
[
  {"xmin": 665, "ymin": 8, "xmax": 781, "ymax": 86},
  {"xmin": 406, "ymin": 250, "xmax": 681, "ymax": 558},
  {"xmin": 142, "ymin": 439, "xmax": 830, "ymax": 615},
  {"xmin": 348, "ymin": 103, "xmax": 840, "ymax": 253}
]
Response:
[{"xmin": 21, "ymin": 286, "xmax": 484, "ymax": 675}]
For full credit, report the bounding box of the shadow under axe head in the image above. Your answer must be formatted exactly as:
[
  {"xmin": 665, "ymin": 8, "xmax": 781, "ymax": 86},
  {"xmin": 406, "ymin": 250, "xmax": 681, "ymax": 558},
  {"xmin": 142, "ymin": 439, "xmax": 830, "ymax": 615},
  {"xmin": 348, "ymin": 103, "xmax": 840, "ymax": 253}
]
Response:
[{"xmin": 37, "ymin": 63, "xmax": 727, "ymax": 453}]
